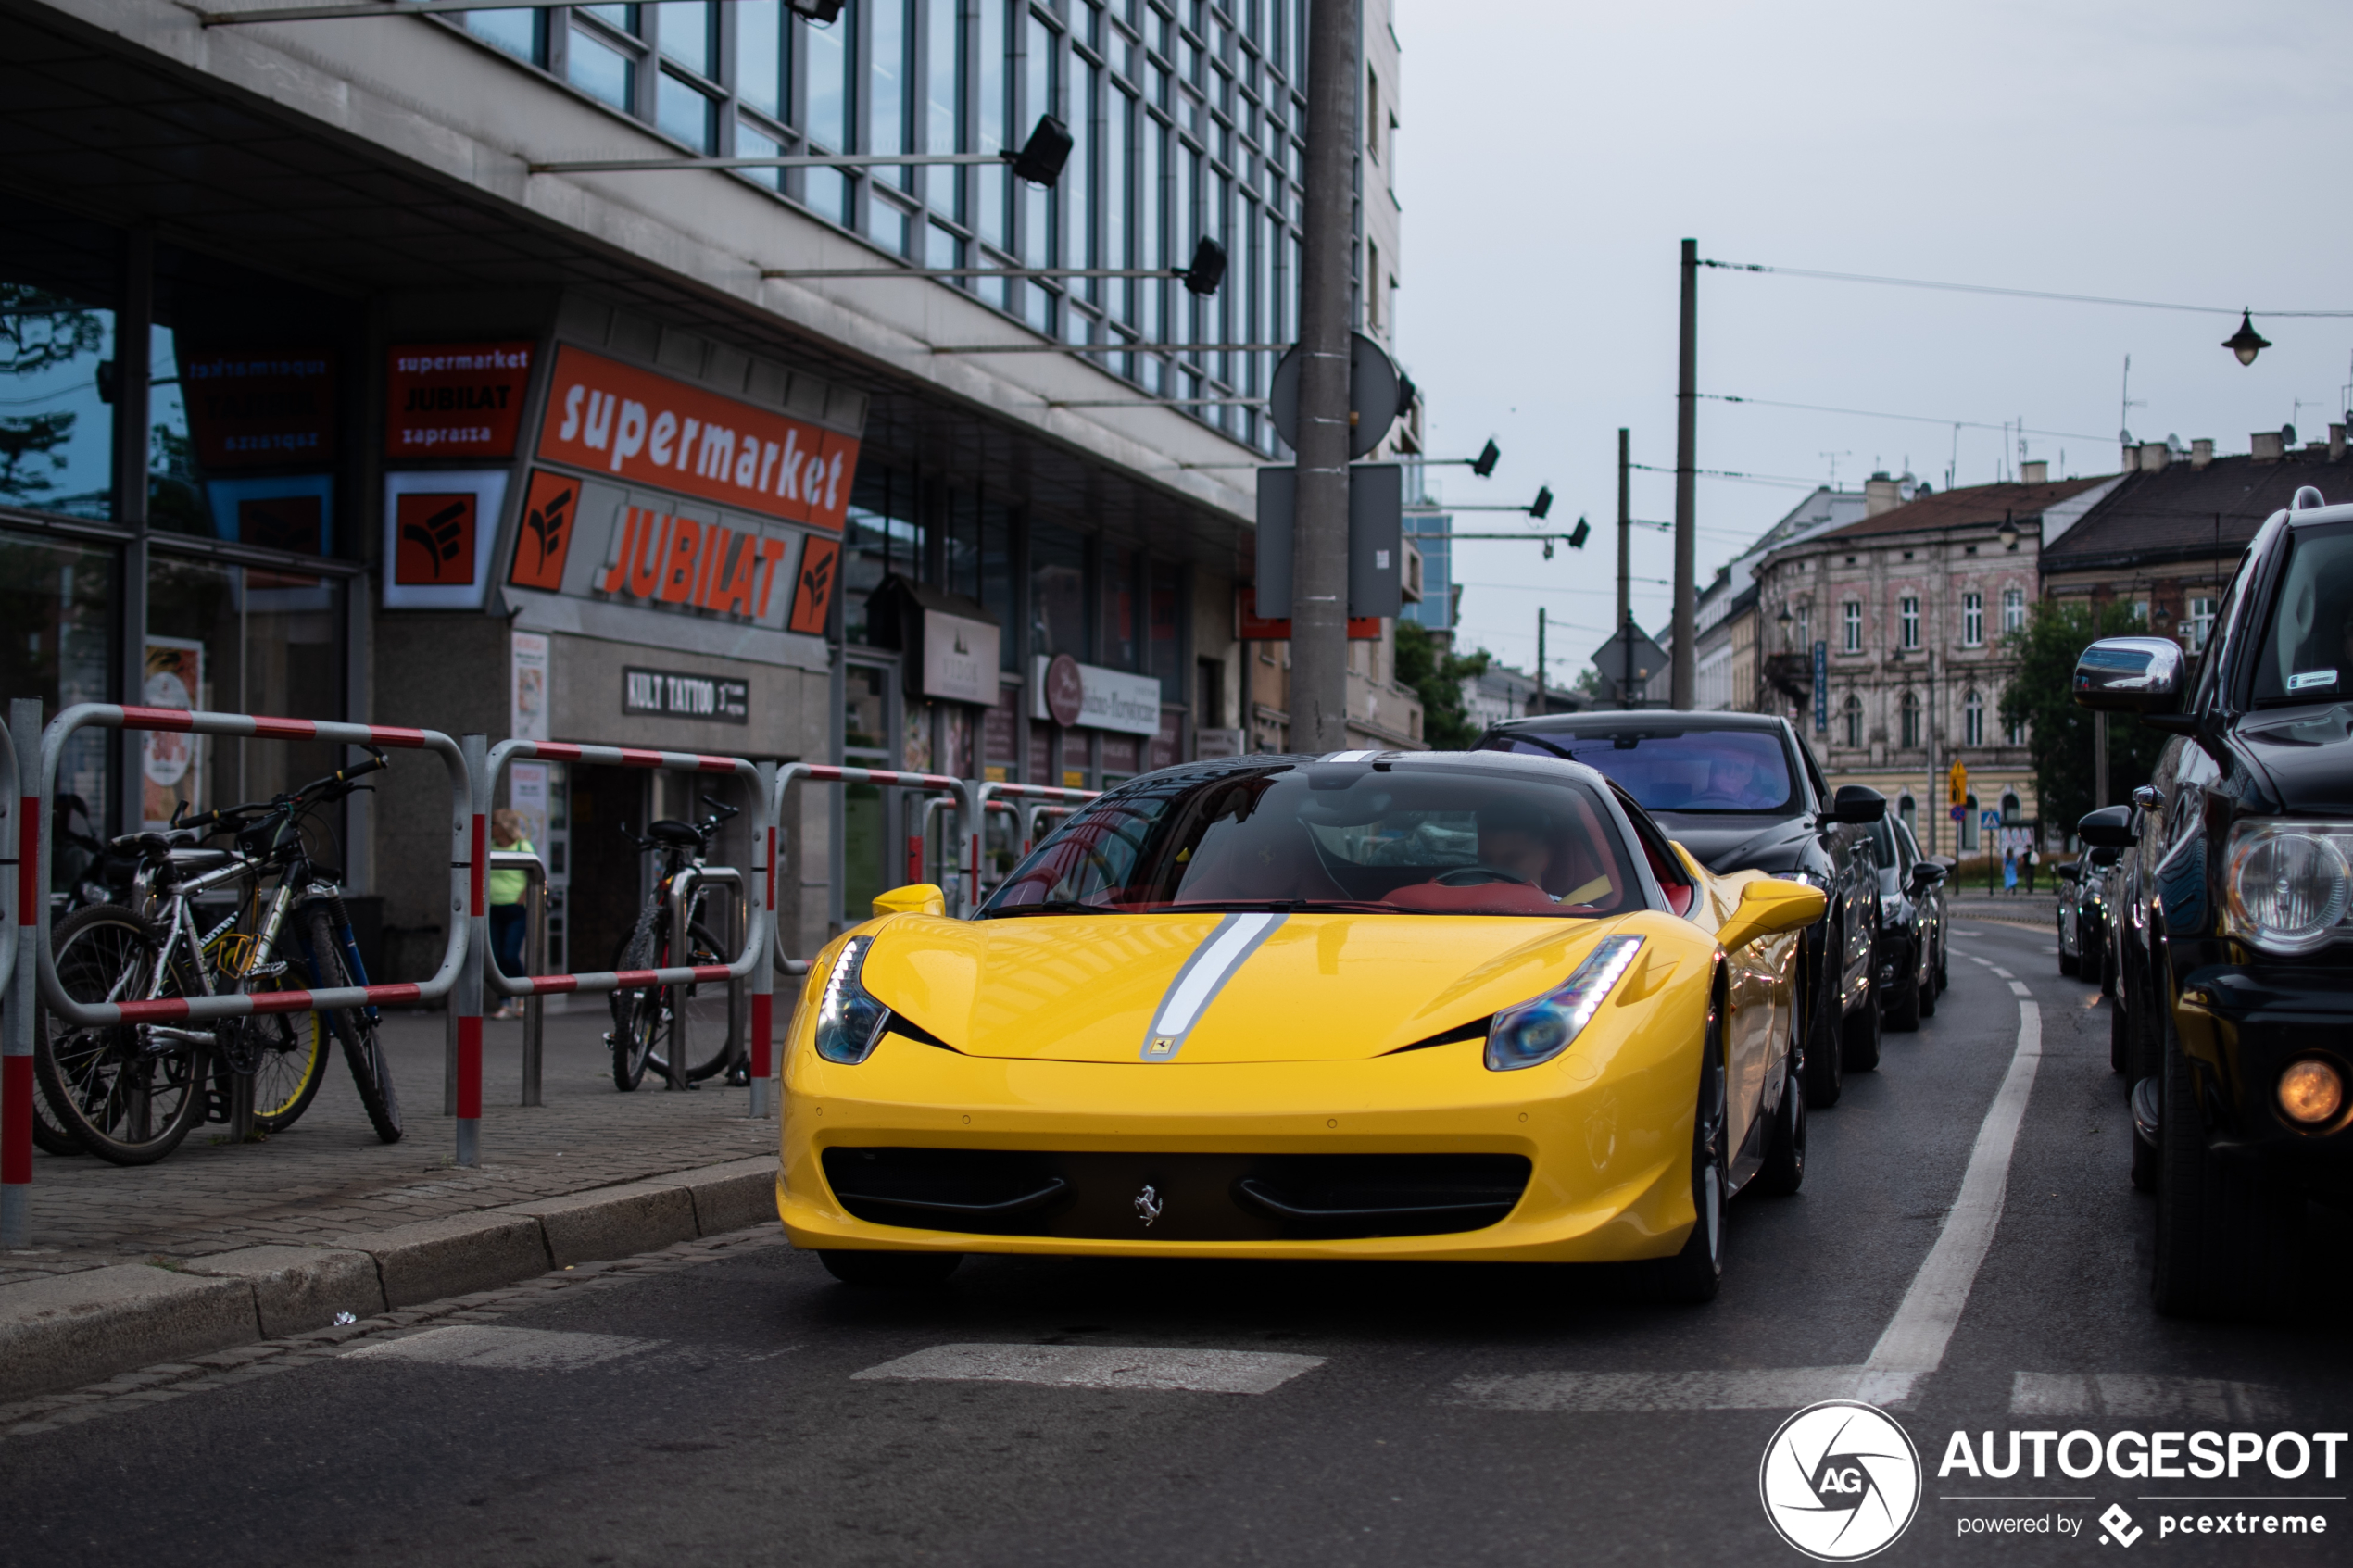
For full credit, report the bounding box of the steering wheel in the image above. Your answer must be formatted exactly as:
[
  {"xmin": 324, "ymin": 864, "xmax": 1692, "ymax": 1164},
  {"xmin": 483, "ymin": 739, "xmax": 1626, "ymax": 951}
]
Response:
[{"xmin": 1433, "ymin": 865, "xmax": 1534, "ymax": 888}]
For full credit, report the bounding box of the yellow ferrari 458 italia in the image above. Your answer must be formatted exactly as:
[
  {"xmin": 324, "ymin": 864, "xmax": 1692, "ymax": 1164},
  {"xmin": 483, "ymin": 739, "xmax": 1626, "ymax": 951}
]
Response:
[{"xmin": 777, "ymin": 749, "xmax": 1825, "ymax": 1298}]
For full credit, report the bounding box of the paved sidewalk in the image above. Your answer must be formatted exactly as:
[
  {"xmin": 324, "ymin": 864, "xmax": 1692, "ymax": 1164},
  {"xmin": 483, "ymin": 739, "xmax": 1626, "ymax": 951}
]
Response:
[{"xmin": 1, "ymin": 1003, "xmax": 778, "ymax": 1288}]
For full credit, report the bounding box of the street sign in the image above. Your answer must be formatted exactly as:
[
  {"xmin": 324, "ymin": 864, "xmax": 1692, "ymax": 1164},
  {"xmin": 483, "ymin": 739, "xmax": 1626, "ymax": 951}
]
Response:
[
  {"xmin": 1949, "ymin": 805, "xmax": 1966, "ymax": 822},
  {"xmin": 1947, "ymin": 760, "xmax": 1969, "ymax": 808},
  {"xmin": 1267, "ymin": 332, "xmax": 1407, "ymax": 460},
  {"xmin": 1590, "ymin": 626, "xmax": 1669, "ymax": 701},
  {"xmin": 1812, "ymin": 640, "xmax": 1828, "ymax": 732},
  {"xmin": 1253, "ymin": 463, "xmax": 1404, "ymax": 619}
]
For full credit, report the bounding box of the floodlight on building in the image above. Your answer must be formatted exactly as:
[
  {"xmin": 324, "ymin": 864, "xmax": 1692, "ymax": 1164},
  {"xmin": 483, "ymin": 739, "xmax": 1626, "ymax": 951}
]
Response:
[
  {"xmin": 2223, "ymin": 310, "xmax": 2271, "ymax": 367},
  {"xmin": 1530, "ymin": 486, "xmax": 1555, "ymax": 521},
  {"xmin": 535, "ymin": 113, "xmax": 1075, "ymax": 182},
  {"xmin": 1473, "ymin": 438, "xmax": 1501, "ymax": 477},
  {"xmin": 788, "ymin": 0, "xmax": 845, "ymax": 20}
]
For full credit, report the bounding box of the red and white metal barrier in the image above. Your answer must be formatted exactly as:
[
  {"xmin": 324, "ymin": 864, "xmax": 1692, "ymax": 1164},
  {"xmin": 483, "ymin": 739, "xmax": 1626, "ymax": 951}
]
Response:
[
  {"xmin": 481, "ymin": 739, "xmax": 771, "ymax": 1112},
  {"xmin": 975, "ymin": 779, "xmax": 1101, "ymax": 854}
]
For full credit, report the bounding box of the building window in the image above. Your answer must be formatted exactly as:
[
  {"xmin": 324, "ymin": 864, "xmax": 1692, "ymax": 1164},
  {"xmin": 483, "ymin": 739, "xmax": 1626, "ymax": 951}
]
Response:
[
  {"xmin": 1964, "ymin": 689, "xmax": 1984, "ymax": 746},
  {"xmin": 1366, "ymin": 67, "xmax": 1380, "ymax": 158},
  {"xmin": 2006, "ymin": 705, "xmax": 2027, "ymax": 746},
  {"xmin": 1842, "ymin": 694, "xmax": 1863, "ymax": 748},
  {"xmin": 1961, "ymin": 794, "xmax": 1980, "ymax": 851},
  {"xmin": 2001, "ymin": 587, "xmax": 2025, "ymax": 634},
  {"xmin": 2001, "ymin": 790, "xmax": 2021, "ymax": 825},
  {"xmin": 2186, "ymin": 595, "xmax": 2217, "ymax": 652},
  {"xmin": 1962, "ymin": 592, "xmax": 1983, "ymax": 647},
  {"xmin": 1899, "ymin": 596, "xmax": 1919, "ymax": 650},
  {"xmin": 1842, "ymin": 600, "xmax": 1862, "ymax": 654},
  {"xmin": 1899, "ymin": 690, "xmax": 1920, "ymax": 748}
]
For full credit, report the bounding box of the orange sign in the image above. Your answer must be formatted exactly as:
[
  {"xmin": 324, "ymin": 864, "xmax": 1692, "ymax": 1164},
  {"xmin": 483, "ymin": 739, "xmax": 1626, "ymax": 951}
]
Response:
[
  {"xmin": 386, "ymin": 342, "xmax": 534, "ymax": 458},
  {"xmin": 787, "ymin": 536, "xmax": 840, "ymax": 635},
  {"xmin": 592, "ymin": 506, "xmax": 796, "ymax": 620},
  {"xmin": 534, "ymin": 345, "xmax": 858, "ymax": 531},
  {"xmin": 1236, "ymin": 587, "xmax": 1381, "ymax": 641},
  {"xmin": 394, "ymin": 492, "xmax": 478, "ymax": 585},
  {"xmin": 510, "ymin": 470, "xmax": 578, "ymax": 592}
]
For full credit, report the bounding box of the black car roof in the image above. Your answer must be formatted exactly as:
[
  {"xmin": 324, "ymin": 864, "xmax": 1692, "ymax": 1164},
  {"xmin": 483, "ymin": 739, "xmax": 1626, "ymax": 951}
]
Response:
[{"xmin": 1486, "ymin": 709, "xmax": 1792, "ymax": 734}]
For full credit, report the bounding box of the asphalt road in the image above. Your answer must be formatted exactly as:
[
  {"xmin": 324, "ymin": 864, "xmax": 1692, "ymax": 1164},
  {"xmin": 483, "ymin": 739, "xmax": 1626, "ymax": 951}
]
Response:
[{"xmin": 6, "ymin": 918, "xmax": 2350, "ymax": 1567}]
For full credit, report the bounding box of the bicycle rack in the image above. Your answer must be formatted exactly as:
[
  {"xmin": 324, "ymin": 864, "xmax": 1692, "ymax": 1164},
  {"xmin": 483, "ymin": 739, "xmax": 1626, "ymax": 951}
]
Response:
[
  {"xmin": 913, "ymin": 796, "xmax": 1017, "ymax": 915},
  {"xmin": 3, "ymin": 704, "xmax": 26, "ymax": 1246},
  {"xmin": 485, "ymin": 850, "xmax": 549, "ymax": 1106},
  {"xmin": 11, "ymin": 703, "xmax": 475, "ymax": 1200},
  {"xmin": 975, "ymin": 779, "xmax": 1101, "ymax": 856},
  {"xmin": 481, "ymin": 739, "xmax": 772, "ymax": 1113}
]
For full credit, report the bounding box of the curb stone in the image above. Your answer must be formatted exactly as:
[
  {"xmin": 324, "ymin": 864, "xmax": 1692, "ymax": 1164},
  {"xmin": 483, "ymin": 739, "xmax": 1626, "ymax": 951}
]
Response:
[{"xmin": 0, "ymin": 1157, "xmax": 780, "ymax": 1402}]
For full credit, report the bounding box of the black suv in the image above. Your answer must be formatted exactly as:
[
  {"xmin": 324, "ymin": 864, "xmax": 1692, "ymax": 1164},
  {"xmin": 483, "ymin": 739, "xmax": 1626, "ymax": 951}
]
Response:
[
  {"xmin": 1475, "ymin": 710, "xmax": 1885, "ymax": 1104},
  {"xmin": 2074, "ymin": 485, "xmax": 2353, "ymax": 1317}
]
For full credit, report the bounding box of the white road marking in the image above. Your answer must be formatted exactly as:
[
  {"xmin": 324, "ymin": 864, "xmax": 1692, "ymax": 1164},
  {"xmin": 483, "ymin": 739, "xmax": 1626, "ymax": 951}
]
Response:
[
  {"xmin": 1969, "ymin": 955, "xmax": 1994, "ymax": 967},
  {"xmin": 853, "ymin": 1342, "xmax": 1324, "ymax": 1395},
  {"xmin": 1990, "ymin": 966, "xmax": 2016, "ymax": 978},
  {"xmin": 1451, "ymin": 1367, "xmax": 1877, "ymax": 1411},
  {"xmin": 1855, "ymin": 1001, "xmax": 2042, "ymax": 1406},
  {"xmin": 344, "ymin": 1325, "xmax": 659, "ymax": 1370},
  {"xmin": 2007, "ymin": 980, "xmax": 2032, "ymax": 997},
  {"xmin": 2011, "ymin": 1372, "xmax": 2288, "ymax": 1423}
]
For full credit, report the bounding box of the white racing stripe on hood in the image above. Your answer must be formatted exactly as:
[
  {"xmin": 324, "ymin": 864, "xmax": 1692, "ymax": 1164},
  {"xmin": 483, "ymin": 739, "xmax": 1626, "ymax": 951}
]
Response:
[{"xmin": 1139, "ymin": 911, "xmax": 1286, "ymax": 1061}]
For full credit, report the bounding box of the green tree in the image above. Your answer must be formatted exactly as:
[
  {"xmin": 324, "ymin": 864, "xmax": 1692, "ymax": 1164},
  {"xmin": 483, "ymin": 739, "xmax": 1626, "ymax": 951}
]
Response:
[
  {"xmin": 1394, "ymin": 620, "xmax": 1492, "ymax": 749},
  {"xmin": 1997, "ymin": 599, "xmax": 2170, "ymax": 838}
]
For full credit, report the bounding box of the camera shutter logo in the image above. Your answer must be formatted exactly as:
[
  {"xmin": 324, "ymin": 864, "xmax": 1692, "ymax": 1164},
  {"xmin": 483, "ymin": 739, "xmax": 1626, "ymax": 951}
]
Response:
[
  {"xmin": 1757, "ymin": 1400, "xmax": 1921, "ymax": 1561},
  {"xmin": 2098, "ymin": 1504, "xmax": 2142, "ymax": 1548}
]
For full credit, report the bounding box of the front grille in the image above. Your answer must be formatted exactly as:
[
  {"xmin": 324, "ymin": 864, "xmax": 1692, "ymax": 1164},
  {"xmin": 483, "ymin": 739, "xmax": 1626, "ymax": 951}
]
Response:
[{"xmin": 820, "ymin": 1148, "xmax": 1531, "ymax": 1241}]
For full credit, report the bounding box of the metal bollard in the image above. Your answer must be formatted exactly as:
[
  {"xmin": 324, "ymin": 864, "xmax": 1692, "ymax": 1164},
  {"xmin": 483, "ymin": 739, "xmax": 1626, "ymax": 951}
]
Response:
[
  {"xmin": 455, "ymin": 732, "xmax": 486, "ymax": 1168},
  {"xmin": 749, "ymin": 761, "xmax": 776, "ymax": 1120},
  {"xmin": 2, "ymin": 698, "xmax": 36, "ymax": 1248},
  {"xmin": 487, "ymin": 851, "xmax": 548, "ymax": 1106}
]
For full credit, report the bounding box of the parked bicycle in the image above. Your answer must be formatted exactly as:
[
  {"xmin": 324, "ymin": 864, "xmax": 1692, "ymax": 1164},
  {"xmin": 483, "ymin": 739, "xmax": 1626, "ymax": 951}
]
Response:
[
  {"xmin": 605, "ymin": 794, "xmax": 743, "ymax": 1092},
  {"xmin": 35, "ymin": 753, "xmax": 404, "ymax": 1164}
]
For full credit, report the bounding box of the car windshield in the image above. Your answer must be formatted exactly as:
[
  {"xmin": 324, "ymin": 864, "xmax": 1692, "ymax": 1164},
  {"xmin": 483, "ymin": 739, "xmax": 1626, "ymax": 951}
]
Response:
[
  {"xmin": 2253, "ymin": 523, "xmax": 2353, "ymax": 705},
  {"xmin": 1484, "ymin": 725, "xmax": 1797, "ymax": 813},
  {"xmin": 980, "ymin": 763, "xmax": 1642, "ymax": 919}
]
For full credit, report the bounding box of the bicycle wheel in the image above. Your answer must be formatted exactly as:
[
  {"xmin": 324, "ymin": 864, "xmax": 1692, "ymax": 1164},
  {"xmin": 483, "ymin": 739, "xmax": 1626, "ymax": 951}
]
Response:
[
  {"xmin": 609, "ymin": 927, "xmax": 659, "ymax": 1091},
  {"xmin": 644, "ymin": 921, "xmax": 738, "ymax": 1085},
  {"xmin": 302, "ymin": 906, "xmax": 403, "ymax": 1143},
  {"xmin": 35, "ymin": 903, "xmax": 205, "ymax": 1166},
  {"xmin": 246, "ymin": 986, "xmax": 330, "ymax": 1134}
]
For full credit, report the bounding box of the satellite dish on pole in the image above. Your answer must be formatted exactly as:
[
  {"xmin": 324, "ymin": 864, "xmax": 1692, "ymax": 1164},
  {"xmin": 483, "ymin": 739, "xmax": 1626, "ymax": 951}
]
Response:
[{"xmin": 1267, "ymin": 332, "xmax": 1408, "ymax": 459}]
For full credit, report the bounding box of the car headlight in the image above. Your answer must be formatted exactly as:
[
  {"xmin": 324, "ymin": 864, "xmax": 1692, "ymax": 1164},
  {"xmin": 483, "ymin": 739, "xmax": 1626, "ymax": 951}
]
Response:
[
  {"xmin": 2223, "ymin": 822, "xmax": 2353, "ymax": 954},
  {"xmin": 1485, "ymin": 935, "xmax": 1645, "ymax": 1072},
  {"xmin": 813, "ymin": 935, "xmax": 893, "ymax": 1063}
]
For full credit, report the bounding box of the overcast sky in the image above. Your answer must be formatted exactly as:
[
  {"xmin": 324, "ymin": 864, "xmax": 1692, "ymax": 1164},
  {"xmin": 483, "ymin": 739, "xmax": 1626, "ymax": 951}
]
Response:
[{"xmin": 1394, "ymin": 0, "xmax": 2353, "ymax": 684}]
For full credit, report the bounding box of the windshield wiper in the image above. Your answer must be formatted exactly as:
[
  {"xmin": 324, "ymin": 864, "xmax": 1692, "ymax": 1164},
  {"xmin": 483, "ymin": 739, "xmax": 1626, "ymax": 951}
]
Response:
[{"xmin": 980, "ymin": 899, "xmax": 1119, "ymax": 919}]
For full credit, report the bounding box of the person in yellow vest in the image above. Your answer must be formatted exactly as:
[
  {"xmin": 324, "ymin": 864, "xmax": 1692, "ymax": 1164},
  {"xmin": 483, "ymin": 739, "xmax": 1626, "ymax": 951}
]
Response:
[{"xmin": 488, "ymin": 808, "xmax": 535, "ymax": 1022}]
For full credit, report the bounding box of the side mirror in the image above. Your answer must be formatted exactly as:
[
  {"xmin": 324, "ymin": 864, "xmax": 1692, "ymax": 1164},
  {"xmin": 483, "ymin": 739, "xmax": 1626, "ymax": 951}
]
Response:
[
  {"xmin": 2131, "ymin": 784, "xmax": 2163, "ymax": 811},
  {"xmin": 2055, "ymin": 863, "xmax": 2081, "ymax": 884},
  {"xmin": 2072, "ymin": 636, "xmax": 2185, "ymax": 713},
  {"xmin": 872, "ymin": 883, "xmax": 948, "ymax": 918},
  {"xmin": 1829, "ymin": 784, "xmax": 1886, "ymax": 824},
  {"xmin": 1907, "ymin": 860, "xmax": 1947, "ymax": 889},
  {"xmin": 1718, "ymin": 878, "xmax": 1829, "ymax": 953},
  {"xmin": 2076, "ymin": 805, "xmax": 2135, "ymax": 848}
]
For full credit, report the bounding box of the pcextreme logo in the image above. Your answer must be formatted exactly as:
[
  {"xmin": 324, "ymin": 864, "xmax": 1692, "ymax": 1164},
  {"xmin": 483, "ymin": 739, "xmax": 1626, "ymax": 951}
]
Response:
[{"xmin": 1760, "ymin": 1400, "xmax": 1924, "ymax": 1561}]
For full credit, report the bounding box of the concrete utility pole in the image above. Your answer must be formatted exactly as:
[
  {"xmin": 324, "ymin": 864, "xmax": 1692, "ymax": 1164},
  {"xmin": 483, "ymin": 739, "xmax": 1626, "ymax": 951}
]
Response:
[
  {"xmin": 1617, "ymin": 426, "xmax": 1632, "ymax": 705},
  {"xmin": 1288, "ymin": 0, "xmax": 1359, "ymax": 753},
  {"xmin": 1671, "ymin": 238, "xmax": 1698, "ymax": 709},
  {"xmin": 1536, "ymin": 608, "xmax": 1548, "ymax": 709}
]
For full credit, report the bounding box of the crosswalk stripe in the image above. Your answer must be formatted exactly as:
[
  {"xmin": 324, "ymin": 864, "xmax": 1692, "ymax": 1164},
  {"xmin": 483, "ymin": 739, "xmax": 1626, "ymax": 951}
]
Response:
[
  {"xmin": 1447, "ymin": 1366, "xmax": 1906, "ymax": 1411},
  {"xmin": 852, "ymin": 1343, "xmax": 1324, "ymax": 1395},
  {"xmin": 344, "ymin": 1325, "xmax": 659, "ymax": 1370},
  {"xmin": 2010, "ymin": 1372, "xmax": 2289, "ymax": 1422}
]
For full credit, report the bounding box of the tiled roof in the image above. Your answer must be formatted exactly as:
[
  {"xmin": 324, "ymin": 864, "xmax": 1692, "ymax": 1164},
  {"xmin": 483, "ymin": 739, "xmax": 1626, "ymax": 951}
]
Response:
[
  {"xmin": 2040, "ymin": 450, "xmax": 2353, "ymax": 572},
  {"xmin": 1806, "ymin": 477, "xmax": 2116, "ymax": 543}
]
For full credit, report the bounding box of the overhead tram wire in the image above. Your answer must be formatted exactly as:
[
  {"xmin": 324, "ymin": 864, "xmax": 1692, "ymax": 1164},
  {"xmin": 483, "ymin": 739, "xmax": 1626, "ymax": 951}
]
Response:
[
  {"xmin": 1701, "ymin": 394, "xmax": 2113, "ymax": 446},
  {"xmin": 1627, "ymin": 460, "xmax": 1820, "ymax": 489},
  {"xmin": 1695, "ymin": 259, "xmax": 2353, "ymax": 320}
]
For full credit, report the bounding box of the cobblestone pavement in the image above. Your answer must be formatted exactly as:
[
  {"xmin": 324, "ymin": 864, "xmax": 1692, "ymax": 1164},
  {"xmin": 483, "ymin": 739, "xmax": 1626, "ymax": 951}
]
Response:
[{"xmin": 0, "ymin": 1005, "xmax": 779, "ymax": 1287}]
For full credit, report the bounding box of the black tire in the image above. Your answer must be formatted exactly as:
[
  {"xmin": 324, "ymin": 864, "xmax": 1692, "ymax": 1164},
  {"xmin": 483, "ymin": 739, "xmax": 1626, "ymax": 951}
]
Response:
[
  {"xmin": 304, "ymin": 907, "xmax": 402, "ymax": 1143},
  {"xmin": 2057, "ymin": 939, "xmax": 2080, "ymax": 978},
  {"xmin": 1917, "ymin": 936, "xmax": 1938, "ymax": 1019},
  {"xmin": 2108, "ymin": 994, "xmax": 2129, "ymax": 1075},
  {"xmin": 35, "ymin": 904, "xmax": 204, "ymax": 1166},
  {"xmin": 1755, "ymin": 1009, "xmax": 1806, "ymax": 1198},
  {"xmin": 1802, "ymin": 929, "xmax": 1843, "ymax": 1109},
  {"xmin": 1646, "ymin": 972, "xmax": 1729, "ymax": 1303},
  {"xmin": 1842, "ymin": 971, "xmax": 1883, "ymax": 1073},
  {"xmin": 616, "ymin": 920, "xmax": 736, "ymax": 1090},
  {"xmin": 1934, "ymin": 932, "xmax": 1949, "ymax": 995},
  {"xmin": 819, "ymin": 1249, "xmax": 964, "ymax": 1288},
  {"xmin": 29, "ymin": 1049, "xmax": 83, "ymax": 1156},
  {"xmin": 2149, "ymin": 1010, "xmax": 2301, "ymax": 1319},
  {"xmin": 1883, "ymin": 941, "xmax": 1922, "ymax": 1033},
  {"xmin": 246, "ymin": 980, "xmax": 330, "ymax": 1135},
  {"xmin": 2130, "ymin": 1123, "xmax": 2158, "ymax": 1193}
]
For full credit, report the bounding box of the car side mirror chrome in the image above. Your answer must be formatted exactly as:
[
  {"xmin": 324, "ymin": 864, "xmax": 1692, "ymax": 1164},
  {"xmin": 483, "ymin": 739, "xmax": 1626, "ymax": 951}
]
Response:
[
  {"xmin": 2076, "ymin": 805, "xmax": 2135, "ymax": 848},
  {"xmin": 873, "ymin": 883, "xmax": 947, "ymax": 918},
  {"xmin": 1718, "ymin": 878, "xmax": 1828, "ymax": 953},
  {"xmin": 1827, "ymin": 784, "xmax": 1886, "ymax": 825},
  {"xmin": 2072, "ymin": 636, "xmax": 2186, "ymax": 713},
  {"xmin": 1907, "ymin": 860, "xmax": 1946, "ymax": 889},
  {"xmin": 2131, "ymin": 784, "xmax": 2163, "ymax": 811}
]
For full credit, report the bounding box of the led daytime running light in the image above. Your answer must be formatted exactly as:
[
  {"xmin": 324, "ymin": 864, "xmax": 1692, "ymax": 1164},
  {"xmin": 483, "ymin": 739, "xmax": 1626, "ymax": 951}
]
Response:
[
  {"xmin": 813, "ymin": 935, "xmax": 894, "ymax": 1064},
  {"xmin": 1485, "ymin": 934, "xmax": 1645, "ymax": 1072}
]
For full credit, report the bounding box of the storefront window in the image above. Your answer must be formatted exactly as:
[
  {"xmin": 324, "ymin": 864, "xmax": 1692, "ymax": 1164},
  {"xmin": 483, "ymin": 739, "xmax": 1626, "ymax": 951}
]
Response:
[
  {"xmin": 1102, "ymin": 543, "xmax": 1139, "ymax": 671},
  {"xmin": 1, "ymin": 527, "xmax": 115, "ymax": 886},
  {"xmin": 1, "ymin": 282, "xmax": 115, "ymax": 521},
  {"xmin": 843, "ymin": 465, "xmax": 926, "ymax": 647},
  {"xmin": 1031, "ymin": 521, "xmax": 1085, "ymax": 659},
  {"xmin": 145, "ymin": 555, "xmax": 344, "ymax": 830}
]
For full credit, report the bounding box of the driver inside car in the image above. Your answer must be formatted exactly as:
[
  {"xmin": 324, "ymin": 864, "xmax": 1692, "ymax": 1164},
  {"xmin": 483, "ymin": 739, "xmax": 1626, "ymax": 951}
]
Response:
[{"xmin": 1465, "ymin": 799, "xmax": 1616, "ymax": 907}]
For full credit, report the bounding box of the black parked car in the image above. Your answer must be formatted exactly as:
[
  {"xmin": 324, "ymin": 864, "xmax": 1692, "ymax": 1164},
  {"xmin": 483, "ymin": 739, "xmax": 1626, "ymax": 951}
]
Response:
[
  {"xmin": 2055, "ymin": 842, "xmax": 2119, "ymax": 983},
  {"xmin": 1868, "ymin": 815, "xmax": 1948, "ymax": 1030},
  {"xmin": 2074, "ymin": 484, "xmax": 2353, "ymax": 1317},
  {"xmin": 1476, "ymin": 710, "xmax": 1884, "ymax": 1104}
]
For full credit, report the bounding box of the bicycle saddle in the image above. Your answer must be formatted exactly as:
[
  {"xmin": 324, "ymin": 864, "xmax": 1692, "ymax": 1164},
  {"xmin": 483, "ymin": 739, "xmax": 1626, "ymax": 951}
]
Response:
[{"xmin": 647, "ymin": 819, "xmax": 703, "ymax": 848}]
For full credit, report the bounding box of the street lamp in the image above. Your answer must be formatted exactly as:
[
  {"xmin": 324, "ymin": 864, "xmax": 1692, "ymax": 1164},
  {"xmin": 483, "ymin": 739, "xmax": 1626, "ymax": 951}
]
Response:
[{"xmin": 2223, "ymin": 310, "xmax": 2271, "ymax": 367}]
